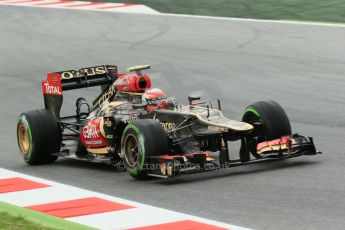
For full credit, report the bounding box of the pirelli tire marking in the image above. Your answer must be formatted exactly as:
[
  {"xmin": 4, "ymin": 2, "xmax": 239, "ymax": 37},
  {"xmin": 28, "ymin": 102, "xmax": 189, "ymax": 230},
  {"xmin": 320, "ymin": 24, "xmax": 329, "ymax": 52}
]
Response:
[
  {"xmin": 123, "ymin": 117, "xmax": 140, "ymax": 124},
  {"xmin": 154, "ymin": 119, "xmax": 176, "ymax": 132}
]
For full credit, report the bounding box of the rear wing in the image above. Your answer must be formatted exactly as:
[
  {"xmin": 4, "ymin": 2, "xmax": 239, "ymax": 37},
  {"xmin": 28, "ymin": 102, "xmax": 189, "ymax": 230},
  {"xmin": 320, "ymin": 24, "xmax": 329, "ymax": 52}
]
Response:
[{"xmin": 42, "ymin": 65, "xmax": 117, "ymax": 119}]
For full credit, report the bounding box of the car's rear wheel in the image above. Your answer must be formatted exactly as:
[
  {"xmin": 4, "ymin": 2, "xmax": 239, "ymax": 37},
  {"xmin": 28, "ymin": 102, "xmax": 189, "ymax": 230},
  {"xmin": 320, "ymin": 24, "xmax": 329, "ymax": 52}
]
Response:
[
  {"xmin": 242, "ymin": 100, "xmax": 292, "ymax": 158},
  {"xmin": 121, "ymin": 119, "xmax": 169, "ymax": 180},
  {"xmin": 17, "ymin": 109, "xmax": 61, "ymax": 165}
]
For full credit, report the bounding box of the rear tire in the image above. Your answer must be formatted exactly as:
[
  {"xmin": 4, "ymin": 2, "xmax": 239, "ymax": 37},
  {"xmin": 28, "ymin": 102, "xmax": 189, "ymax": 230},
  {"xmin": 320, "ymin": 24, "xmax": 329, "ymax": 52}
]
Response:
[
  {"xmin": 17, "ymin": 109, "xmax": 61, "ymax": 165},
  {"xmin": 242, "ymin": 100, "xmax": 291, "ymax": 158},
  {"xmin": 121, "ymin": 119, "xmax": 169, "ymax": 180}
]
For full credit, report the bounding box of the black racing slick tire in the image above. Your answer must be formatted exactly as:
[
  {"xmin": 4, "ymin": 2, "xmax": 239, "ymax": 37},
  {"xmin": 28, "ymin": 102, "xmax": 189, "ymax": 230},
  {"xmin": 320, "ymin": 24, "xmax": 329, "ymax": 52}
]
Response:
[
  {"xmin": 121, "ymin": 119, "xmax": 169, "ymax": 180},
  {"xmin": 17, "ymin": 109, "xmax": 61, "ymax": 165},
  {"xmin": 242, "ymin": 100, "xmax": 292, "ymax": 158}
]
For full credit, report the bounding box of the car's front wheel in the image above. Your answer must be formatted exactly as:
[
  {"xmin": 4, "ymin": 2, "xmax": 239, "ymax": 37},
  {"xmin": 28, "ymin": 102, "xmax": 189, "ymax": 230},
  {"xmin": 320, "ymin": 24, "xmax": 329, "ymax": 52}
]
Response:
[
  {"xmin": 242, "ymin": 100, "xmax": 292, "ymax": 159},
  {"xmin": 121, "ymin": 119, "xmax": 169, "ymax": 180}
]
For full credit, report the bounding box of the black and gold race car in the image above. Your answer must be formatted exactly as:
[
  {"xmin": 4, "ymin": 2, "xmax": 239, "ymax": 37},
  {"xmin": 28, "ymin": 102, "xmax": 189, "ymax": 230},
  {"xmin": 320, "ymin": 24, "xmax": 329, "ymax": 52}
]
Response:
[{"xmin": 17, "ymin": 65, "xmax": 320, "ymax": 179}]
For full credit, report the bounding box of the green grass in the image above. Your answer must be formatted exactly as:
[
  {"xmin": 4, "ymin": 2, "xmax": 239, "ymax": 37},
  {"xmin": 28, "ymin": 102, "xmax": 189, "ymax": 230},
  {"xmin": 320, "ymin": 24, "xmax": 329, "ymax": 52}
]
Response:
[
  {"xmin": 0, "ymin": 212, "xmax": 57, "ymax": 230},
  {"xmin": 0, "ymin": 202, "xmax": 95, "ymax": 230},
  {"xmin": 94, "ymin": 0, "xmax": 345, "ymax": 23}
]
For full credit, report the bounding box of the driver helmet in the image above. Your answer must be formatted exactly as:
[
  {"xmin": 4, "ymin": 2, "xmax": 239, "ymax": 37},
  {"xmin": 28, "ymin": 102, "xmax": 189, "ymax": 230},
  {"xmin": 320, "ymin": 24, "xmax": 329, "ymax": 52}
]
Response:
[
  {"xmin": 143, "ymin": 88, "xmax": 167, "ymax": 101},
  {"xmin": 143, "ymin": 88, "xmax": 170, "ymax": 111}
]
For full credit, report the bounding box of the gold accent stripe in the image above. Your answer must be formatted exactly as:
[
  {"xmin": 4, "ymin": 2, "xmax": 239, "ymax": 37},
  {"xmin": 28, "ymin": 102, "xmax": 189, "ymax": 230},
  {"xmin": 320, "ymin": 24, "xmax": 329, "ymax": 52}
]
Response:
[
  {"xmin": 257, "ymin": 144, "xmax": 288, "ymax": 155},
  {"xmin": 99, "ymin": 117, "xmax": 106, "ymax": 137},
  {"xmin": 86, "ymin": 147, "xmax": 108, "ymax": 154}
]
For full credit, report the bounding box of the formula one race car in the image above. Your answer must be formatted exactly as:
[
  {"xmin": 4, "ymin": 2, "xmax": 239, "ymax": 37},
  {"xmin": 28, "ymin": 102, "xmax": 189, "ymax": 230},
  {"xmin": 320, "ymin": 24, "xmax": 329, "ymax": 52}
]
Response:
[{"xmin": 17, "ymin": 65, "xmax": 320, "ymax": 179}]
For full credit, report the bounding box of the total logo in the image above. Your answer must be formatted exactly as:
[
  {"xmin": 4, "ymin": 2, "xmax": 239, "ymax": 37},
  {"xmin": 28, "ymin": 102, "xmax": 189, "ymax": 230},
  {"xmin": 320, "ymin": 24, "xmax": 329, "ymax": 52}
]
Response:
[
  {"xmin": 43, "ymin": 83, "xmax": 62, "ymax": 95},
  {"xmin": 82, "ymin": 125, "xmax": 100, "ymax": 139}
]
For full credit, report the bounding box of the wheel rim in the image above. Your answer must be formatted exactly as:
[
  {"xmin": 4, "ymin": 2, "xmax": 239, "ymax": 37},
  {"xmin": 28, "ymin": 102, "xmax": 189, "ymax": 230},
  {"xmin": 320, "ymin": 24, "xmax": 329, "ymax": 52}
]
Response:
[
  {"xmin": 18, "ymin": 123, "xmax": 30, "ymax": 155},
  {"xmin": 124, "ymin": 134, "xmax": 140, "ymax": 167}
]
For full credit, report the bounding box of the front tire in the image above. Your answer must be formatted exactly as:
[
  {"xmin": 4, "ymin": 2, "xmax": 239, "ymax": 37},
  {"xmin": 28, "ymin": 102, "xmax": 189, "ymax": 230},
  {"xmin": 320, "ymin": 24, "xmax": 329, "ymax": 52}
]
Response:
[
  {"xmin": 242, "ymin": 100, "xmax": 292, "ymax": 158},
  {"xmin": 121, "ymin": 119, "xmax": 169, "ymax": 180},
  {"xmin": 17, "ymin": 109, "xmax": 61, "ymax": 165}
]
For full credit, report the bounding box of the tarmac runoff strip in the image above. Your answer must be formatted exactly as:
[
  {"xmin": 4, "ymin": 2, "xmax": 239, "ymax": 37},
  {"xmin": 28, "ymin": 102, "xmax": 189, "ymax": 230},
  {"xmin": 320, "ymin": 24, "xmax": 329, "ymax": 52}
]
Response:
[
  {"xmin": 0, "ymin": 0, "xmax": 160, "ymax": 14},
  {"xmin": 0, "ymin": 168, "xmax": 251, "ymax": 230}
]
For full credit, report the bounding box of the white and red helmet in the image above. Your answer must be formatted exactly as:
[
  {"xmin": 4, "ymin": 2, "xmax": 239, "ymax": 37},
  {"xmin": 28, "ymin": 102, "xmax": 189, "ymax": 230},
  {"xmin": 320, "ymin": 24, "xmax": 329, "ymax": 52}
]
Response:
[{"xmin": 143, "ymin": 88, "xmax": 167, "ymax": 100}]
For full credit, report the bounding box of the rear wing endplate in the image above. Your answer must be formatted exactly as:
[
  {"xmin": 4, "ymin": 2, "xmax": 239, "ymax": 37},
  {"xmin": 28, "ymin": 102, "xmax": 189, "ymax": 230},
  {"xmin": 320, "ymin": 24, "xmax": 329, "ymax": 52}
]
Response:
[{"xmin": 42, "ymin": 65, "xmax": 117, "ymax": 119}]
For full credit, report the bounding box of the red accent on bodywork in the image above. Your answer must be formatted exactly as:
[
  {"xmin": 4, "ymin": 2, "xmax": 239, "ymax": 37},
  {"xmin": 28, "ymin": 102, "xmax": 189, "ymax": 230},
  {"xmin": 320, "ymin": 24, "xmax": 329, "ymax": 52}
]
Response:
[
  {"xmin": 26, "ymin": 197, "xmax": 134, "ymax": 218},
  {"xmin": 145, "ymin": 101, "xmax": 168, "ymax": 112},
  {"xmin": 42, "ymin": 73, "xmax": 62, "ymax": 96},
  {"xmin": 185, "ymin": 152, "xmax": 213, "ymax": 158},
  {"xmin": 158, "ymin": 155, "xmax": 181, "ymax": 160},
  {"xmin": 145, "ymin": 105, "xmax": 159, "ymax": 112},
  {"xmin": 257, "ymin": 135, "xmax": 291, "ymax": 151},
  {"xmin": 130, "ymin": 220, "xmax": 227, "ymax": 230},
  {"xmin": 80, "ymin": 118, "xmax": 106, "ymax": 148},
  {"xmin": 158, "ymin": 152, "xmax": 213, "ymax": 160},
  {"xmin": 115, "ymin": 74, "xmax": 151, "ymax": 92},
  {"xmin": 0, "ymin": 177, "xmax": 50, "ymax": 194}
]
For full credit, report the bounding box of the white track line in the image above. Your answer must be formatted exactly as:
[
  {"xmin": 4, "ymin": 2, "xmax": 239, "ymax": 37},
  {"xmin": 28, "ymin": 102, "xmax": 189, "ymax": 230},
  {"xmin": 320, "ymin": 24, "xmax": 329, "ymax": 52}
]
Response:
[
  {"xmin": 0, "ymin": 186, "xmax": 95, "ymax": 206},
  {"xmin": 0, "ymin": 168, "xmax": 251, "ymax": 230},
  {"xmin": 67, "ymin": 207, "xmax": 188, "ymax": 230},
  {"xmin": 162, "ymin": 13, "xmax": 345, "ymax": 27}
]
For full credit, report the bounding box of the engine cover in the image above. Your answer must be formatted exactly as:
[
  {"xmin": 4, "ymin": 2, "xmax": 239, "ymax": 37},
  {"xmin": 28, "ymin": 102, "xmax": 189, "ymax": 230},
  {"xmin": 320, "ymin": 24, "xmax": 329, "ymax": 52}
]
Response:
[{"xmin": 115, "ymin": 74, "xmax": 151, "ymax": 92}]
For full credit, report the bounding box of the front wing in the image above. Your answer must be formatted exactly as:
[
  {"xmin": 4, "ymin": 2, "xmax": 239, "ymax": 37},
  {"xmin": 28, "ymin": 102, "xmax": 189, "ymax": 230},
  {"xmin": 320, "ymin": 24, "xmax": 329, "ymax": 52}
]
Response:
[{"xmin": 145, "ymin": 134, "xmax": 320, "ymax": 178}]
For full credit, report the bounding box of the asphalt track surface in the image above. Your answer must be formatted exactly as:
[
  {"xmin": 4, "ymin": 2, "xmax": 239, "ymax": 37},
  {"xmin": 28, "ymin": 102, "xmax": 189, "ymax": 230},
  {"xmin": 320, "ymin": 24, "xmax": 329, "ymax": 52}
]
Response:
[{"xmin": 1, "ymin": 6, "xmax": 345, "ymax": 230}]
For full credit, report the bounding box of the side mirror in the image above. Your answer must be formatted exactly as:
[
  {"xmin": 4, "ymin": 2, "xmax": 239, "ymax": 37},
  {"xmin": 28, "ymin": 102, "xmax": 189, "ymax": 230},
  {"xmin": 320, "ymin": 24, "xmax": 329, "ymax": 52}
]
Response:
[{"xmin": 188, "ymin": 94, "xmax": 203, "ymax": 106}]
